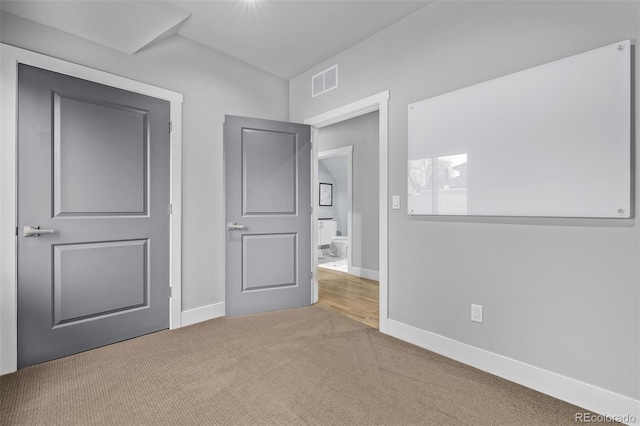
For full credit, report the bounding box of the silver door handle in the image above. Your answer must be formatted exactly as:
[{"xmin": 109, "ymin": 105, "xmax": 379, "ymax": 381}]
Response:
[
  {"xmin": 227, "ymin": 222, "xmax": 245, "ymax": 230},
  {"xmin": 23, "ymin": 226, "xmax": 55, "ymax": 237}
]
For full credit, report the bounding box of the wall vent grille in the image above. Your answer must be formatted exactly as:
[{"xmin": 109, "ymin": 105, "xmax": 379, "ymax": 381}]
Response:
[{"xmin": 311, "ymin": 65, "xmax": 338, "ymax": 97}]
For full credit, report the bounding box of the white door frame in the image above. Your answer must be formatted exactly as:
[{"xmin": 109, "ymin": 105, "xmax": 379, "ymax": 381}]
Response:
[
  {"xmin": 305, "ymin": 90, "xmax": 389, "ymax": 333},
  {"xmin": 318, "ymin": 146, "xmax": 353, "ymax": 275},
  {"xmin": 0, "ymin": 44, "xmax": 184, "ymax": 375}
]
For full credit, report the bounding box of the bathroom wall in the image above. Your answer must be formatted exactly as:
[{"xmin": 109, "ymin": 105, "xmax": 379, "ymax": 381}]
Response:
[
  {"xmin": 317, "ymin": 112, "xmax": 379, "ymax": 272},
  {"xmin": 319, "ymin": 156, "xmax": 348, "ymax": 236},
  {"xmin": 317, "ymin": 161, "xmax": 337, "ymax": 227}
]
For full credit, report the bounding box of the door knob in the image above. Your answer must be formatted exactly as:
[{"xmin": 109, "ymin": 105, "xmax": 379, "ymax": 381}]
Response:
[
  {"xmin": 23, "ymin": 226, "xmax": 55, "ymax": 237},
  {"xmin": 227, "ymin": 222, "xmax": 245, "ymax": 230}
]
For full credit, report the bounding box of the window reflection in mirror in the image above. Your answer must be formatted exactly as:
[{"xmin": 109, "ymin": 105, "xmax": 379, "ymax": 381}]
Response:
[{"xmin": 408, "ymin": 153, "xmax": 467, "ymax": 215}]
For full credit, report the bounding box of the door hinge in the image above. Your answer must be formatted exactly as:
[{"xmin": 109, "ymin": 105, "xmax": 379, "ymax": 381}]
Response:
[
  {"xmin": 15, "ymin": 226, "xmax": 18, "ymax": 236},
  {"xmin": 311, "ymin": 271, "xmax": 314, "ymax": 279},
  {"xmin": 169, "ymin": 121, "xmax": 173, "ymax": 133},
  {"xmin": 168, "ymin": 287, "xmax": 172, "ymax": 297},
  {"xmin": 168, "ymin": 203, "xmax": 172, "ymax": 215}
]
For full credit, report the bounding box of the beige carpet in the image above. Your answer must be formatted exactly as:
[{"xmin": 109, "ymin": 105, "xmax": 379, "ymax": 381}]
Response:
[{"xmin": 1, "ymin": 306, "xmax": 594, "ymax": 425}]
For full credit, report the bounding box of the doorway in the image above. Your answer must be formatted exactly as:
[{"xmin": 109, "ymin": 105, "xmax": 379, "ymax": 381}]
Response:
[
  {"xmin": 314, "ymin": 112, "xmax": 379, "ymax": 328},
  {"xmin": 305, "ymin": 90, "xmax": 389, "ymax": 332},
  {"xmin": 316, "ymin": 144, "xmax": 379, "ymax": 328},
  {"xmin": 317, "ymin": 147, "xmax": 352, "ymax": 274}
]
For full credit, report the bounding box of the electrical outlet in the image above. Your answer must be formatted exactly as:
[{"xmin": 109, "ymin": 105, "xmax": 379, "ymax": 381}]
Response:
[{"xmin": 471, "ymin": 304, "xmax": 483, "ymax": 323}]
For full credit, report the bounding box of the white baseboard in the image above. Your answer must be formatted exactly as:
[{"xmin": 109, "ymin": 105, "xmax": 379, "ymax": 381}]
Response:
[
  {"xmin": 350, "ymin": 266, "xmax": 379, "ymax": 281},
  {"xmin": 181, "ymin": 302, "xmax": 225, "ymax": 327},
  {"xmin": 387, "ymin": 319, "xmax": 639, "ymax": 425}
]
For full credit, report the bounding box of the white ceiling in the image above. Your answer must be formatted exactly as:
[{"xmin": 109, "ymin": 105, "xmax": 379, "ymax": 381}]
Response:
[{"xmin": 0, "ymin": 0, "xmax": 431, "ymax": 79}]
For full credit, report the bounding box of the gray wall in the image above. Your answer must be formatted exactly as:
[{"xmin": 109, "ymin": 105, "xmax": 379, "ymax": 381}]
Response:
[
  {"xmin": 290, "ymin": 2, "xmax": 639, "ymax": 399},
  {"xmin": 0, "ymin": 11, "xmax": 289, "ymax": 312},
  {"xmin": 317, "ymin": 161, "xmax": 338, "ymax": 226},
  {"xmin": 319, "ymin": 156, "xmax": 348, "ymax": 236},
  {"xmin": 318, "ymin": 112, "xmax": 379, "ymax": 272}
]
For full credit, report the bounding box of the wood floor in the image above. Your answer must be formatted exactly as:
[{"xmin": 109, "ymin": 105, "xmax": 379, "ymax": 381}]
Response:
[{"xmin": 316, "ymin": 267, "xmax": 379, "ymax": 329}]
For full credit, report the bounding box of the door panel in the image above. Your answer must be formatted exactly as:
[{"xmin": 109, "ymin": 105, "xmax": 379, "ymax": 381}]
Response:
[
  {"xmin": 242, "ymin": 233, "xmax": 297, "ymax": 291},
  {"xmin": 225, "ymin": 115, "xmax": 311, "ymax": 317},
  {"xmin": 52, "ymin": 240, "xmax": 148, "ymax": 326},
  {"xmin": 53, "ymin": 93, "xmax": 148, "ymax": 216},
  {"xmin": 17, "ymin": 64, "xmax": 170, "ymax": 368},
  {"xmin": 242, "ymin": 128, "xmax": 297, "ymax": 215}
]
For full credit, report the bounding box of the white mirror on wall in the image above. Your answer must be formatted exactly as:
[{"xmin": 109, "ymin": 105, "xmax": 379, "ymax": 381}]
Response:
[{"xmin": 407, "ymin": 40, "xmax": 632, "ymax": 218}]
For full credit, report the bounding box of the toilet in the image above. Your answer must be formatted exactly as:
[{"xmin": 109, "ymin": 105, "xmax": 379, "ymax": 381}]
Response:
[
  {"xmin": 318, "ymin": 219, "xmax": 337, "ymax": 256},
  {"xmin": 318, "ymin": 219, "xmax": 348, "ymax": 258},
  {"xmin": 330, "ymin": 236, "xmax": 348, "ymax": 258}
]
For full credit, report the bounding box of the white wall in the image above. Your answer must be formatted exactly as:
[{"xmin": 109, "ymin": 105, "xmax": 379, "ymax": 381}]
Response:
[
  {"xmin": 0, "ymin": 11, "xmax": 289, "ymax": 313},
  {"xmin": 318, "ymin": 112, "xmax": 379, "ymax": 272},
  {"xmin": 290, "ymin": 1, "xmax": 639, "ymax": 402}
]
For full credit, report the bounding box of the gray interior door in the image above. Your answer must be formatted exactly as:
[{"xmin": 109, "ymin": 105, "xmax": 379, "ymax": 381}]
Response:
[
  {"xmin": 17, "ymin": 64, "xmax": 170, "ymax": 368},
  {"xmin": 224, "ymin": 115, "xmax": 311, "ymax": 316}
]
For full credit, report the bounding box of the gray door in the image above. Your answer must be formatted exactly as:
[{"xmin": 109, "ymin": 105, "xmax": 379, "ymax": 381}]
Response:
[
  {"xmin": 224, "ymin": 115, "xmax": 311, "ymax": 316},
  {"xmin": 17, "ymin": 64, "xmax": 170, "ymax": 368}
]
